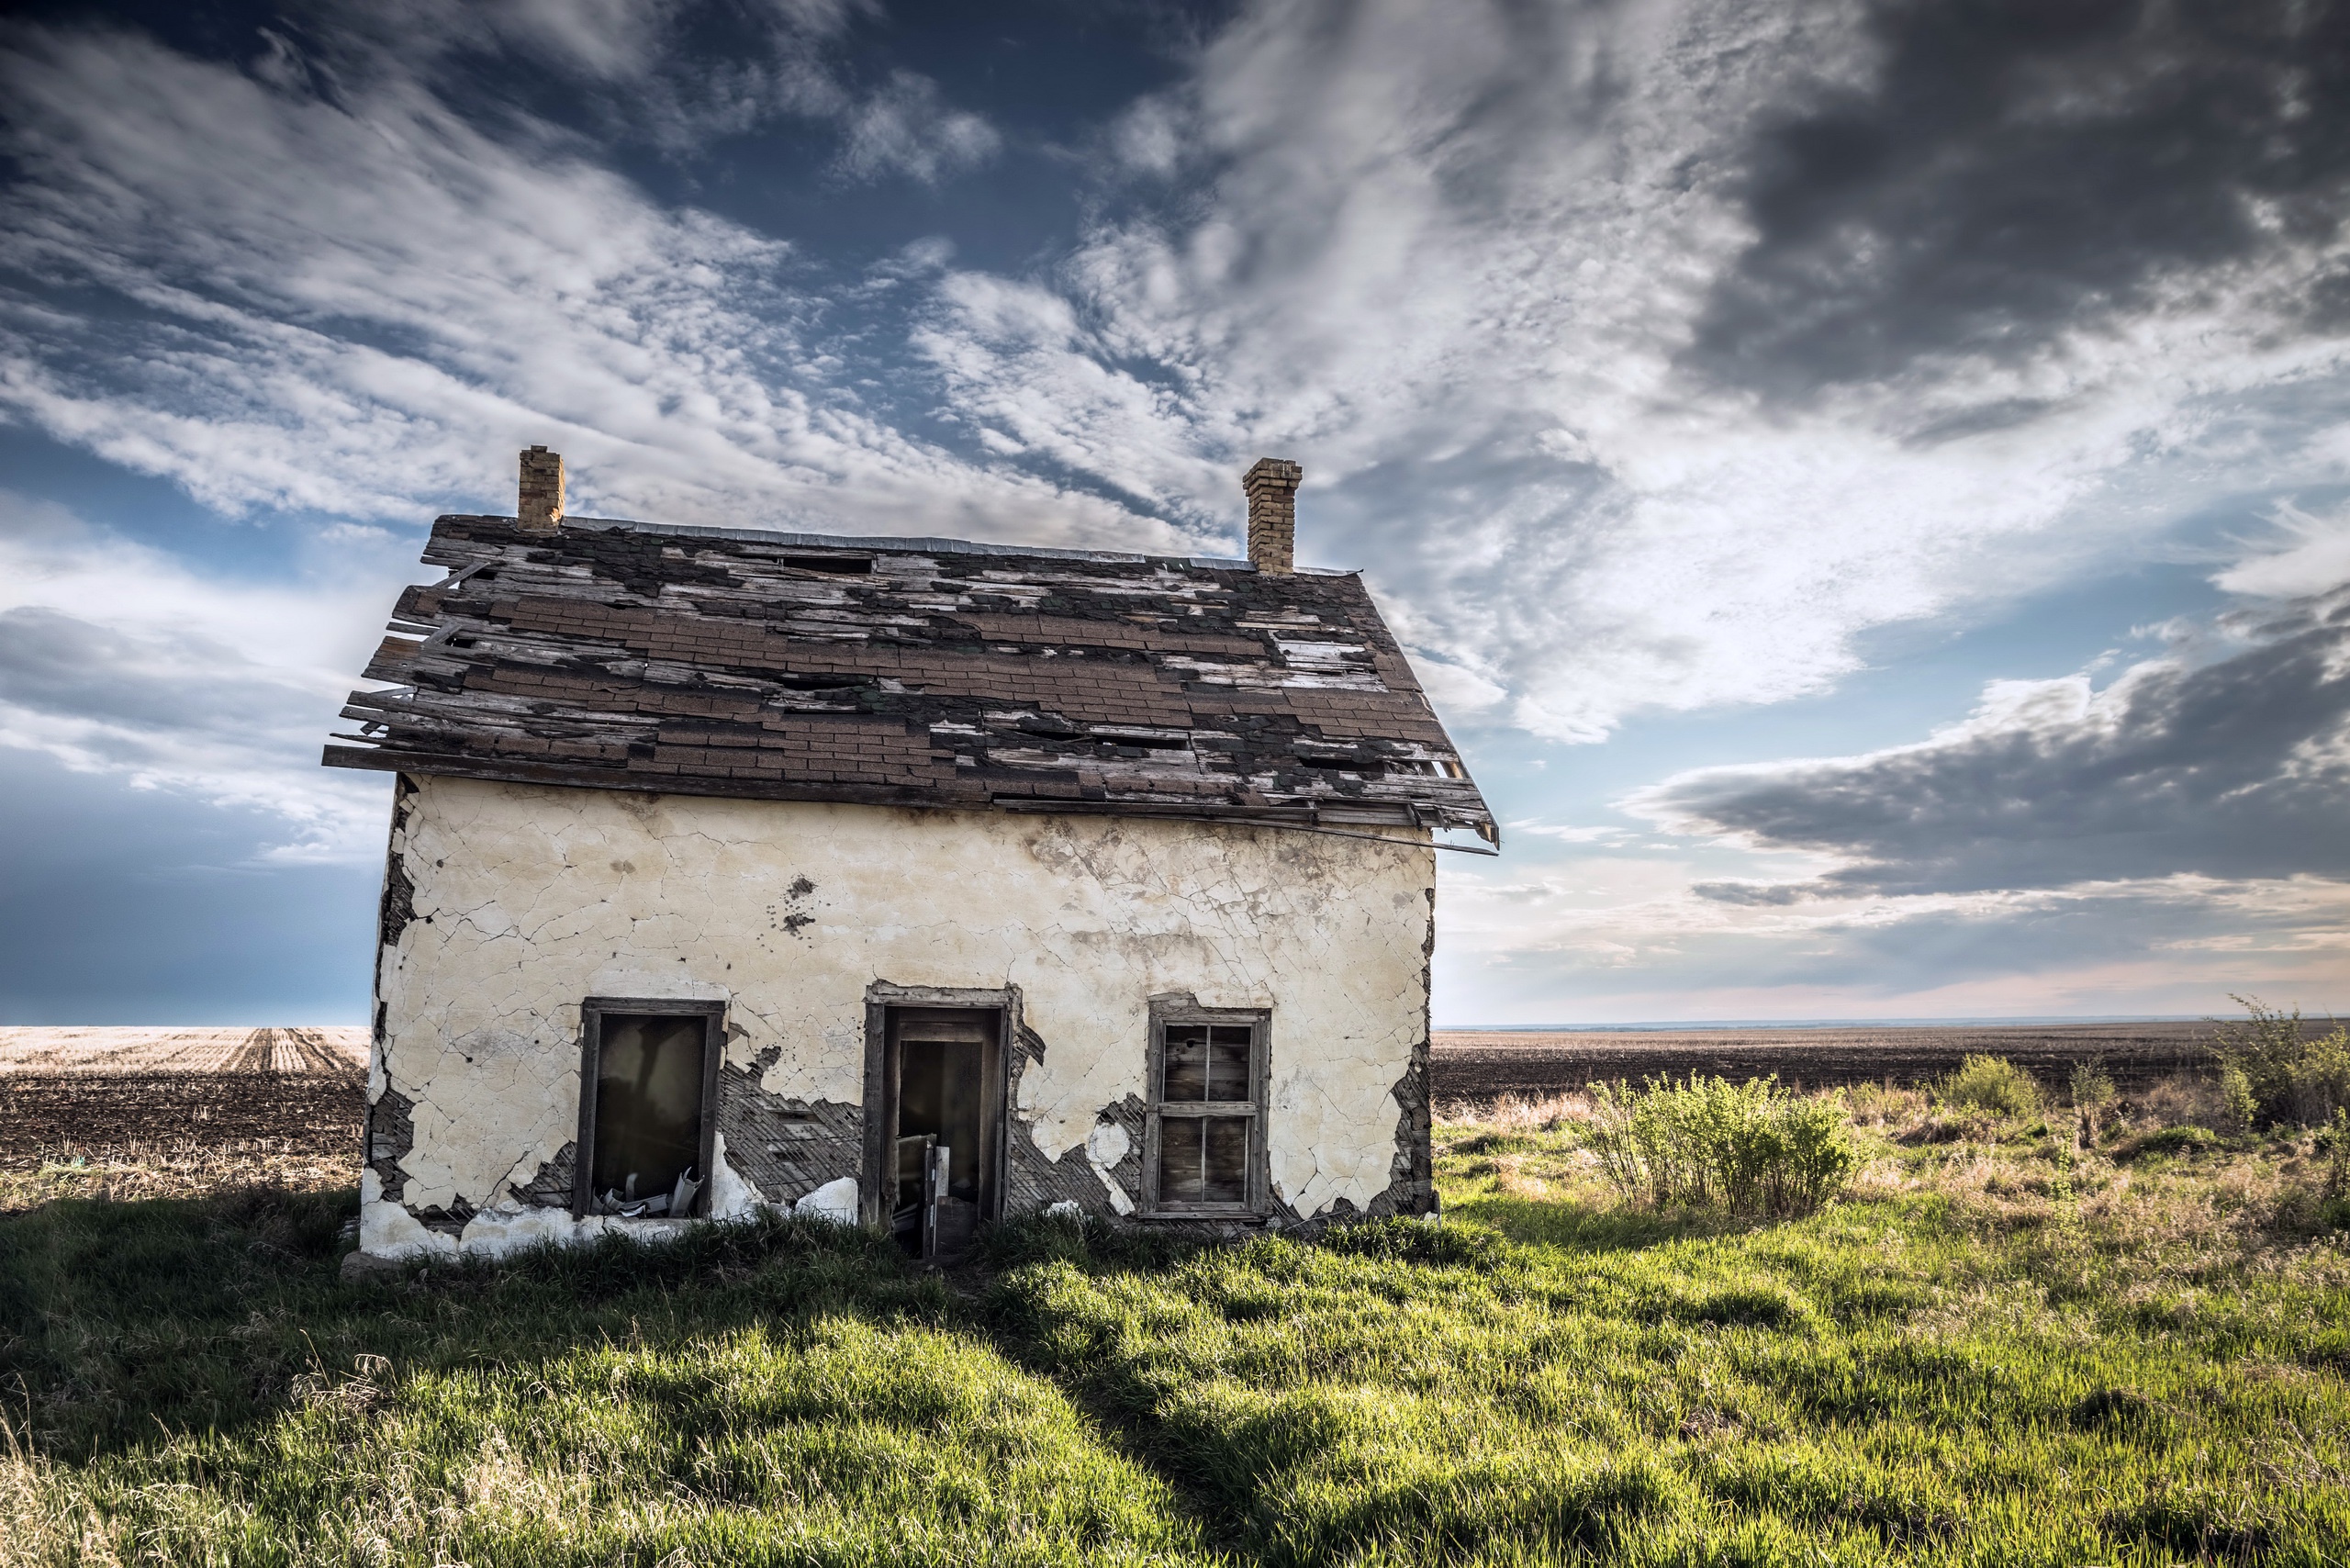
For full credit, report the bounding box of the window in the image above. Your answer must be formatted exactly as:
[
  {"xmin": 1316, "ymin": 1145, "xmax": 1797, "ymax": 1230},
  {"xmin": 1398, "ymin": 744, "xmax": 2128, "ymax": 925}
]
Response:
[
  {"xmin": 573, "ymin": 999, "xmax": 723, "ymax": 1219},
  {"xmin": 1142, "ymin": 1007, "xmax": 1268, "ymax": 1215}
]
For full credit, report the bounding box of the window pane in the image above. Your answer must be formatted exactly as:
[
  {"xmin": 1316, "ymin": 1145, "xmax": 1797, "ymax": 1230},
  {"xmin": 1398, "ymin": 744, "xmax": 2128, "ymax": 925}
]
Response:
[
  {"xmin": 1203, "ymin": 1116, "xmax": 1248, "ymax": 1203},
  {"xmin": 1206, "ymin": 1025, "xmax": 1253, "ymax": 1101},
  {"xmin": 1162, "ymin": 1025, "xmax": 1209, "ymax": 1101},
  {"xmin": 1156, "ymin": 1114, "xmax": 1250, "ymax": 1207},
  {"xmin": 1159, "ymin": 1116, "xmax": 1204, "ymax": 1204},
  {"xmin": 590, "ymin": 1014, "xmax": 706, "ymax": 1210}
]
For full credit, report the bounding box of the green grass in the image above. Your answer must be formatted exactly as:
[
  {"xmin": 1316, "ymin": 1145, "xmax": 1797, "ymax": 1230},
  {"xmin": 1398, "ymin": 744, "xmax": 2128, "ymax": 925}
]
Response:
[{"xmin": 6, "ymin": 1094, "xmax": 2350, "ymax": 1565}]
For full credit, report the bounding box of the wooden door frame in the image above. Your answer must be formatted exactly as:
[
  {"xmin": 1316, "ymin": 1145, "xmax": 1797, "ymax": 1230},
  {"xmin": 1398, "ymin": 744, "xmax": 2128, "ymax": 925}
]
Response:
[{"xmin": 860, "ymin": 982, "xmax": 1013, "ymax": 1230}]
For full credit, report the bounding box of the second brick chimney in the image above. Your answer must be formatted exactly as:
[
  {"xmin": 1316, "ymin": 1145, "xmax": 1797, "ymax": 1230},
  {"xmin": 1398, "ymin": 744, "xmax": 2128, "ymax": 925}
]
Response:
[
  {"xmin": 1243, "ymin": 457, "xmax": 1302, "ymax": 575},
  {"xmin": 518, "ymin": 445, "xmax": 565, "ymax": 532}
]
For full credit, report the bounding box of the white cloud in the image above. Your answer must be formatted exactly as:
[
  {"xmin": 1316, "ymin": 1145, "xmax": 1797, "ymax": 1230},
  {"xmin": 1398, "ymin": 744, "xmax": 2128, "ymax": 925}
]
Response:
[
  {"xmin": 908, "ymin": 0, "xmax": 2350, "ymax": 745},
  {"xmin": 0, "ymin": 491, "xmax": 405, "ymax": 860},
  {"xmin": 17, "ymin": 1, "xmax": 2350, "ymax": 751},
  {"xmin": 2216, "ymin": 498, "xmax": 2350, "ymax": 599},
  {"xmin": 836, "ymin": 69, "xmax": 1002, "ymax": 184},
  {"xmin": 1433, "ymin": 857, "xmax": 2350, "ymax": 1023},
  {"xmin": 0, "ymin": 22, "xmax": 1141, "ymax": 550}
]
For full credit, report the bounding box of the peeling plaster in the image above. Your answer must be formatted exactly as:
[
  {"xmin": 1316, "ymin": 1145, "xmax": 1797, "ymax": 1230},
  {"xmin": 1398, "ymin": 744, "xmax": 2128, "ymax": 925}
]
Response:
[
  {"xmin": 792, "ymin": 1176, "xmax": 859, "ymax": 1225},
  {"xmin": 365, "ymin": 776, "xmax": 1433, "ymax": 1252},
  {"xmin": 709, "ymin": 1131, "xmax": 763, "ymax": 1220},
  {"xmin": 1084, "ymin": 1120, "xmax": 1136, "ymax": 1215}
]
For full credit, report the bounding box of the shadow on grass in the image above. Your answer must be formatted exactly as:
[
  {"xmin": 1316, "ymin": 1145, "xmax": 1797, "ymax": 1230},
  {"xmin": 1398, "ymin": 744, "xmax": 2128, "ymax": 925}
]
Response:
[
  {"xmin": 973, "ymin": 1212, "xmax": 1699, "ymax": 1566},
  {"xmin": 0, "ymin": 1184, "xmax": 1723, "ymax": 1465},
  {"xmin": 0, "ymin": 1185, "xmax": 950, "ymax": 1462},
  {"xmin": 3, "ymin": 1186, "xmax": 1813, "ymax": 1565}
]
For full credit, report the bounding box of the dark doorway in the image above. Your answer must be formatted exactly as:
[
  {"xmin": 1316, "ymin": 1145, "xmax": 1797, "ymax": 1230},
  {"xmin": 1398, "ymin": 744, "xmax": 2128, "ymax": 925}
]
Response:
[
  {"xmin": 878, "ymin": 1006, "xmax": 1003, "ymax": 1259},
  {"xmin": 574, "ymin": 1000, "xmax": 722, "ymax": 1218}
]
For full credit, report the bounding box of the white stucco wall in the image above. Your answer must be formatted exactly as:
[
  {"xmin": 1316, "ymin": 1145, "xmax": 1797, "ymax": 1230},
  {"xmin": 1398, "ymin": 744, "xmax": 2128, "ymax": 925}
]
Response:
[{"xmin": 367, "ymin": 775, "xmax": 1433, "ymax": 1254}]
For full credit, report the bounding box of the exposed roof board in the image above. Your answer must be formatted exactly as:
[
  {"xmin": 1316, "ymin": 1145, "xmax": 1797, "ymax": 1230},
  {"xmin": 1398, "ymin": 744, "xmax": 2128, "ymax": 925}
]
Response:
[{"xmin": 322, "ymin": 514, "xmax": 1496, "ymax": 841}]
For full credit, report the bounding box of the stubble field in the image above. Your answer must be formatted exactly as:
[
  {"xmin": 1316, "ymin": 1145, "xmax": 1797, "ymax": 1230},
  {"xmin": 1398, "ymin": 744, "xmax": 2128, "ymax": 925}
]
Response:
[{"xmin": 0, "ymin": 1028, "xmax": 366, "ymax": 1204}]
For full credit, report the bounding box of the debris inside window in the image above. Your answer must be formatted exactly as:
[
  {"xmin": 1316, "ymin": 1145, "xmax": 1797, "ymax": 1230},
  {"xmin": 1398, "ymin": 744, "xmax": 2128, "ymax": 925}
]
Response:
[{"xmin": 588, "ymin": 1013, "xmax": 707, "ymax": 1216}]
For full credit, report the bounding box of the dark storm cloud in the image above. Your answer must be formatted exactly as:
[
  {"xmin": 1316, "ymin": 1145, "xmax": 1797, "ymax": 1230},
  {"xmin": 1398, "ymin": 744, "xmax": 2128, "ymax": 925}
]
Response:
[
  {"xmin": 1640, "ymin": 588, "xmax": 2350, "ymax": 895},
  {"xmin": 1693, "ymin": 0, "xmax": 2350, "ymax": 388}
]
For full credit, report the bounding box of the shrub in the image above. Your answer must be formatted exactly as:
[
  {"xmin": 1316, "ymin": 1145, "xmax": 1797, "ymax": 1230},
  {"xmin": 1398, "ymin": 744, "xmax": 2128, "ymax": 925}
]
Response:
[
  {"xmin": 1583, "ymin": 1074, "xmax": 1857, "ymax": 1218},
  {"xmin": 2119, "ymin": 1126, "xmax": 2220, "ymax": 1161},
  {"xmin": 2221, "ymin": 1057, "xmax": 2261, "ymax": 1135},
  {"xmin": 2070, "ymin": 1060, "xmax": 2116, "ymax": 1113},
  {"xmin": 2212, "ymin": 995, "xmax": 2350, "ymax": 1128},
  {"xmin": 1937, "ymin": 1055, "xmax": 2042, "ymax": 1118},
  {"xmin": 2070, "ymin": 1059, "xmax": 2118, "ymax": 1143}
]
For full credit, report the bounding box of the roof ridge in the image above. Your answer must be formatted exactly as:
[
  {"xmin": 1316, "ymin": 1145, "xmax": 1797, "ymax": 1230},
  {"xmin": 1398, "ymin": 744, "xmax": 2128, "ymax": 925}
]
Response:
[{"xmin": 440, "ymin": 511, "xmax": 1361, "ymax": 575}]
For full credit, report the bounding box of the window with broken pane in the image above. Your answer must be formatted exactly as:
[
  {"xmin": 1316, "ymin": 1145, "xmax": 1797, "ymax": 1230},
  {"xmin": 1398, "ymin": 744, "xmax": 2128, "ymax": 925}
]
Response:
[
  {"xmin": 581, "ymin": 1009, "xmax": 714, "ymax": 1217},
  {"xmin": 1147, "ymin": 1016, "xmax": 1264, "ymax": 1213}
]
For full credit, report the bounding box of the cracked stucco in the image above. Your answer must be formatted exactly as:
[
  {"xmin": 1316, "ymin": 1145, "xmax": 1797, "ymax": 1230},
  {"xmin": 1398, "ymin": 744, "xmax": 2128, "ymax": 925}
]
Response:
[{"xmin": 373, "ymin": 774, "xmax": 1434, "ymax": 1226}]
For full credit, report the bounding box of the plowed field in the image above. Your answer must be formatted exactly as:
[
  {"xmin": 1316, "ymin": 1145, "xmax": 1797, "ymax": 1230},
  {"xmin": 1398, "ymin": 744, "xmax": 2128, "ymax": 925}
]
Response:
[
  {"xmin": 0, "ymin": 1027, "xmax": 367, "ymax": 1175},
  {"xmin": 1429, "ymin": 1019, "xmax": 2210, "ymax": 1107}
]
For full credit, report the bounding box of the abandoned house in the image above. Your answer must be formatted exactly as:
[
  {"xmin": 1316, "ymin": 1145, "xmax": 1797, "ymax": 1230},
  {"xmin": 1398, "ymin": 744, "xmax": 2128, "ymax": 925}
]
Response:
[{"xmin": 325, "ymin": 448, "xmax": 1495, "ymax": 1263}]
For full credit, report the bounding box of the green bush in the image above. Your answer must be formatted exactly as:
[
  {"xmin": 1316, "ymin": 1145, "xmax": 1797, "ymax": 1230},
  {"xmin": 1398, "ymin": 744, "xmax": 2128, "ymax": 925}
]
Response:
[
  {"xmin": 2121, "ymin": 1126, "xmax": 2220, "ymax": 1161},
  {"xmin": 1936, "ymin": 1054, "xmax": 2042, "ymax": 1117},
  {"xmin": 1583, "ymin": 1074, "xmax": 1858, "ymax": 1217},
  {"xmin": 2214, "ymin": 994, "xmax": 2350, "ymax": 1128},
  {"xmin": 2070, "ymin": 1060, "xmax": 2116, "ymax": 1112}
]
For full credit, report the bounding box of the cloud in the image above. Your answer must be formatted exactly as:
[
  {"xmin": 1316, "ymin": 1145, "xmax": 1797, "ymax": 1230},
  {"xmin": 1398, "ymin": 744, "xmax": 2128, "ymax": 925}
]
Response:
[
  {"xmin": 2216, "ymin": 498, "xmax": 2350, "ymax": 599},
  {"xmin": 259, "ymin": 0, "xmax": 949, "ymax": 163},
  {"xmin": 1434, "ymin": 852, "xmax": 2350, "ymax": 1021},
  {"xmin": 1692, "ymin": 0, "xmax": 2350, "ymax": 390},
  {"xmin": 836, "ymin": 69, "xmax": 1003, "ymax": 183},
  {"xmin": 1627, "ymin": 586, "xmax": 2350, "ymax": 896},
  {"xmin": 16, "ymin": 0, "xmax": 2350, "ymax": 756},
  {"xmin": 907, "ymin": 0, "xmax": 2350, "ymax": 746},
  {"xmin": 0, "ymin": 490, "xmax": 398, "ymax": 860},
  {"xmin": 0, "ymin": 20, "xmax": 1139, "ymax": 548}
]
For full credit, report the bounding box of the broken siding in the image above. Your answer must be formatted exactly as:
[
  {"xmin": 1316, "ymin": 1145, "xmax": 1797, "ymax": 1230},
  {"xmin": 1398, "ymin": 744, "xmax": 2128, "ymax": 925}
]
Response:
[
  {"xmin": 366, "ymin": 775, "xmax": 1435, "ymax": 1242},
  {"xmin": 323, "ymin": 516, "xmax": 1493, "ymax": 838}
]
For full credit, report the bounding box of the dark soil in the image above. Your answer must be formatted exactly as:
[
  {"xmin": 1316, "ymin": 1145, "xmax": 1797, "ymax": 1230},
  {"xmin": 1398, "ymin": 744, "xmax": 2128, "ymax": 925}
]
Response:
[
  {"xmin": 0, "ymin": 1071, "xmax": 364, "ymax": 1170},
  {"xmin": 1430, "ymin": 1021, "xmax": 2215, "ymax": 1104}
]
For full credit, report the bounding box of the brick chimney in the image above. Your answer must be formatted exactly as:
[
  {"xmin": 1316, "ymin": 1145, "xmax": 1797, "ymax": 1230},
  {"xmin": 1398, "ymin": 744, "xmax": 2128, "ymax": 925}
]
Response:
[
  {"xmin": 1243, "ymin": 457, "xmax": 1301, "ymax": 574},
  {"xmin": 518, "ymin": 445, "xmax": 565, "ymax": 532}
]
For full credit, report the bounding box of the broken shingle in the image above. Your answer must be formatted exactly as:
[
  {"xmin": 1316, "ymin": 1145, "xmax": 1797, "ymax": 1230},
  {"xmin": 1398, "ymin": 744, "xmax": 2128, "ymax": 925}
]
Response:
[{"xmin": 322, "ymin": 514, "xmax": 1495, "ymax": 840}]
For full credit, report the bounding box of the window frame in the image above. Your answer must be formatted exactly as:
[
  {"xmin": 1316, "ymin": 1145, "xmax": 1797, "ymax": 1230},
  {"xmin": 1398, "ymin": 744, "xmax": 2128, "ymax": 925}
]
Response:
[
  {"xmin": 571, "ymin": 996, "xmax": 726, "ymax": 1220},
  {"xmin": 1139, "ymin": 1002, "xmax": 1270, "ymax": 1218}
]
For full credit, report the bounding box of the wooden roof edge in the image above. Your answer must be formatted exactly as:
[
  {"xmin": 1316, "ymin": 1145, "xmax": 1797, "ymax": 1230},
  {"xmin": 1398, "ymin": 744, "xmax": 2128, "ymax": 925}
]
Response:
[{"xmin": 320, "ymin": 744, "xmax": 1496, "ymax": 840}]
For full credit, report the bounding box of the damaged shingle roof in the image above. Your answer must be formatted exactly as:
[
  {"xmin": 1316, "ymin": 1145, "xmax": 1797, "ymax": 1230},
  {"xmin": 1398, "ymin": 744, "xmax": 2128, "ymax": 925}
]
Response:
[{"xmin": 322, "ymin": 514, "xmax": 1495, "ymax": 842}]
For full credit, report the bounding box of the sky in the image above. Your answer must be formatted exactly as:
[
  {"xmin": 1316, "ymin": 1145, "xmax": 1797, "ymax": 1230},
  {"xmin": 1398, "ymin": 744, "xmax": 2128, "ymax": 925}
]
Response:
[{"xmin": 2, "ymin": 0, "xmax": 2348, "ymax": 1026}]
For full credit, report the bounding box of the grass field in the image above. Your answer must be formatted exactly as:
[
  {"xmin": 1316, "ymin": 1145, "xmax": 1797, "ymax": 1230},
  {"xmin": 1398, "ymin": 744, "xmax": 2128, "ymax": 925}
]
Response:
[{"xmin": 4, "ymin": 1080, "xmax": 2347, "ymax": 1565}]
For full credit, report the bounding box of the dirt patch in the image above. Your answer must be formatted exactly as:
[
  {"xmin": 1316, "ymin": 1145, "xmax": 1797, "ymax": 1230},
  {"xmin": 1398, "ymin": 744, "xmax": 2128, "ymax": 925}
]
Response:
[{"xmin": 1431, "ymin": 1021, "xmax": 2213, "ymax": 1105}]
